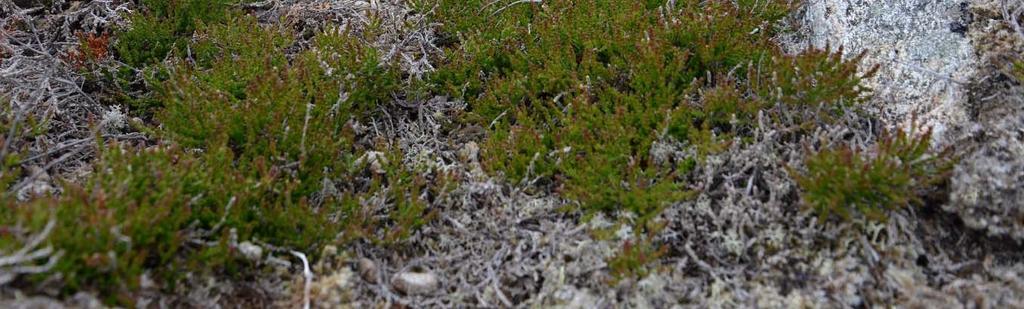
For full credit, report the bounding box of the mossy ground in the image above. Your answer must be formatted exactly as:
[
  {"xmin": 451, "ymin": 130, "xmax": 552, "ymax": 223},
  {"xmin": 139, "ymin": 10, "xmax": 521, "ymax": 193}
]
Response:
[{"xmin": 0, "ymin": 0, "xmax": 976, "ymax": 306}]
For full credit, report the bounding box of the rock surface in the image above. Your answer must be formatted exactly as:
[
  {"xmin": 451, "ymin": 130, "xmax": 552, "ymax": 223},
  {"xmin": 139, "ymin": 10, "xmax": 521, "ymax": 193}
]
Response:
[
  {"xmin": 793, "ymin": 0, "xmax": 977, "ymax": 143},
  {"xmin": 796, "ymin": 0, "xmax": 1024, "ymax": 240},
  {"xmin": 946, "ymin": 0, "xmax": 1024, "ymax": 239}
]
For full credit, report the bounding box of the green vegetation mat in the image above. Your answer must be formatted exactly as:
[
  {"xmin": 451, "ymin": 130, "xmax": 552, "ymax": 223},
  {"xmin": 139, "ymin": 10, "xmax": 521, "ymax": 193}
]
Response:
[{"xmin": 0, "ymin": 0, "xmax": 959, "ymax": 305}]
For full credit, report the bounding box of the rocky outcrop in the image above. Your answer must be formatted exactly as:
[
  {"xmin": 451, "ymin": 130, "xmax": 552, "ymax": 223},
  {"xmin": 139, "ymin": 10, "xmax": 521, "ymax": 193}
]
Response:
[
  {"xmin": 793, "ymin": 0, "xmax": 1024, "ymax": 240},
  {"xmin": 791, "ymin": 0, "xmax": 977, "ymax": 144},
  {"xmin": 947, "ymin": 0, "xmax": 1024, "ymax": 239}
]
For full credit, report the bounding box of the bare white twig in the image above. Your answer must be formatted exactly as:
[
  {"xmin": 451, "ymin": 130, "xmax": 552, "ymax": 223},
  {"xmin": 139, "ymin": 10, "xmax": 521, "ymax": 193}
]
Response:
[
  {"xmin": 491, "ymin": 0, "xmax": 542, "ymax": 17},
  {"xmin": 0, "ymin": 216, "xmax": 62, "ymax": 286},
  {"xmin": 291, "ymin": 250, "xmax": 313, "ymax": 309}
]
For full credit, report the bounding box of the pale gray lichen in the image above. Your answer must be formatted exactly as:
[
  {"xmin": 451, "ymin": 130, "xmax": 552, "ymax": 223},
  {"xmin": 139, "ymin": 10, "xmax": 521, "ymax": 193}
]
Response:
[{"xmin": 1, "ymin": 0, "xmax": 137, "ymax": 194}]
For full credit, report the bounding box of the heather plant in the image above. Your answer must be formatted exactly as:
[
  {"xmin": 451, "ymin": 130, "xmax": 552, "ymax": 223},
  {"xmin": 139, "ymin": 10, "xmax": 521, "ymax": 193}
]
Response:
[
  {"xmin": 430, "ymin": 0, "xmax": 869, "ymax": 221},
  {"xmin": 0, "ymin": 0, "xmax": 956, "ymax": 303},
  {"xmin": 102, "ymin": 0, "xmax": 251, "ymax": 118},
  {"xmin": 0, "ymin": 7, "xmax": 426, "ymax": 304},
  {"xmin": 607, "ymin": 237, "xmax": 667, "ymax": 283},
  {"xmin": 1013, "ymin": 59, "xmax": 1024, "ymax": 83},
  {"xmin": 115, "ymin": 0, "xmax": 242, "ymax": 67},
  {"xmin": 752, "ymin": 47, "xmax": 877, "ymax": 109},
  {"xmin": 1, "ymin": 142, "xmax": 351, "ymax": 303},
  {"xmin": 795, "ymin": 129, "xmax": 953, "ymax": 222},
  {"xmin": 151, "ymin": 12, "xmax": 424, "ymax": 249},
  {"xmin": 156, "ymin": 15, "xmax": 400, "ymax": 199},
  {"xmin": 0, "ymin": 102, "xmax": 47, "ymax": 196},
  {"xmin": 1, "ymin": 143, "xmax": 445, "ymax": 304}
]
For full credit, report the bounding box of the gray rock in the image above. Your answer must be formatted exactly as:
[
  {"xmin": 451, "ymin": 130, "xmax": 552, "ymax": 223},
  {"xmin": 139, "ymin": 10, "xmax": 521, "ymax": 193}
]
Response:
[
  {"xmin": 944, "ymin": 0, "xmax": 1024, "ymax": 239},
  {"xmin": 948, "ymin": 122, "xmax": 1024, "ymax": 238},
  {"xmin": 791, "ymin": 0, "xmax": 977, "ymax": 144},
  {"xmin": 793, "ymin": 0, "xmax": 1024, "ymax": 239}
]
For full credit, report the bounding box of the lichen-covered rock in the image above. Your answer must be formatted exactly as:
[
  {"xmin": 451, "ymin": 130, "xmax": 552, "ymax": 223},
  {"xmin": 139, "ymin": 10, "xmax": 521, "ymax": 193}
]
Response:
[
  {"xmin": 948, "ymin": 112, "xmax": 1024, "ymax": 238},
  {"xmin": 794, "ymin": 0, "xmax": 1024, "ymax": 240},
  {"xmin": 791, "ymin": 0, "xmax": 977, "ymax": 144},
  {"xmin": 945, "ymin": 0, "xmax": 1024, "ymax": 239}
]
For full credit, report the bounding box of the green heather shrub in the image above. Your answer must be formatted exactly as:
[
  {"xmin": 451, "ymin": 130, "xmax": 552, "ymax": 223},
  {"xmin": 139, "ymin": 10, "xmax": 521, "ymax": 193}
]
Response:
[
  {"xmin": 1, "ymin": 145, "xmax": 443, "ymax": 305},
  {"xmin": 664, "ymin": 47, "xmax": 874, "ymax": 152},
  {"xmin": 115, "ymin": 0, "xmax": 241, "ymax": 67},
  {"xmin": 0, "ymin": 156, "xmax": 18, "ymax": 195},
  {"xmin": 157, "ymin": 16, "xmax": 400, "ymax": 199},
  {"xmin": 0, "ymin": 143, "xmax": 347, "ymax": 304},
  {"xmin": 430, "ymin": 0, "xmax": 868, "ymax": 219},
  {"xmin": 1012, "ymin": 59, "xmax": 1024, "ymax": 83},
  {"xmin": 795, "ymin": 129, "xmax": 952, "ymax": 222},
  {"xmin": 0, "ymin": 10, "xmax": 421, "ymax": 305},
  {"xmin": 153, "ymin": 13, "xmax": 420, "ymax": 247},
  {"xmin": 0, "ymin": 0, "xmax": 898, "ymax": 299},
  {"xmin": 108, "ymin": 0, "xmax": 248, "ymax": 117},
  {"xmin": 607, "ymin": 237, "xmax": 667, "ymax": 283},
  {"xmin": 752, "ymin": 47, "xmax": 877, "ymax": 109},
  {"xmin": 377, "ymin": 159, "xmax": 445, "ymax": 243},
  {"xmin": 0, "ymin": 102, "xmax": 47, "ymax": 195}
]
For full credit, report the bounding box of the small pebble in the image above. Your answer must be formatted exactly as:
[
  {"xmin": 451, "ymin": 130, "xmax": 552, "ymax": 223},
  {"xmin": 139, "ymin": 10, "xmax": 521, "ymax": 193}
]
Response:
[
  {"xmin": 358, "ymin": 258, "xmax": 379, "ymax": 284},
  {"xmin": 391, "ymin": 271, "xmax": 439, "ymax": 295},
  {"xmin": 238, "ymin": 241, "xmax": 263, "ymax": 261}
]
